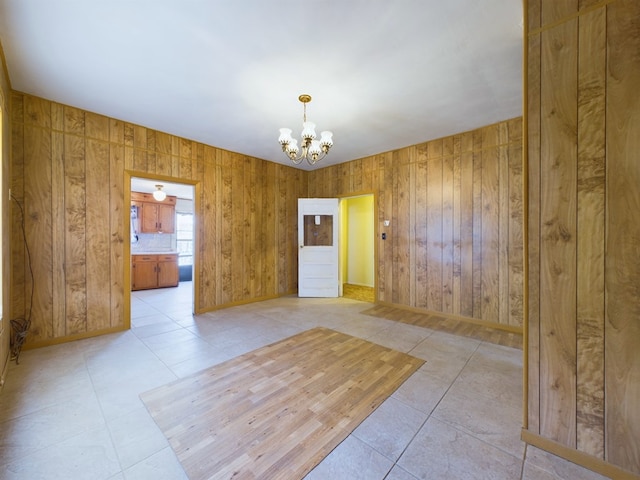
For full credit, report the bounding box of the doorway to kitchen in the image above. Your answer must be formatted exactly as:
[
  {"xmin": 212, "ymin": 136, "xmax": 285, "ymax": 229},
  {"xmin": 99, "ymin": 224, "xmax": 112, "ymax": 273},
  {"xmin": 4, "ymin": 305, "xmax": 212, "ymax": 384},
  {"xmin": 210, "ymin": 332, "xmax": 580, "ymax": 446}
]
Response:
[{"xmin": 128, "ymin": 175, "xmax": 197, "ymax": 329}]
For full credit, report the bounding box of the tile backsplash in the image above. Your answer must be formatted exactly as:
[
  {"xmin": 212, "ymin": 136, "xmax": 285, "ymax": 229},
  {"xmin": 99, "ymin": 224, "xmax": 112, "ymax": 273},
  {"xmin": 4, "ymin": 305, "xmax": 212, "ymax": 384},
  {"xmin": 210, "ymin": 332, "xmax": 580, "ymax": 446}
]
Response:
[{"xmin": 132, "ymin": 233, "xmax": 176, "ymax": 252}]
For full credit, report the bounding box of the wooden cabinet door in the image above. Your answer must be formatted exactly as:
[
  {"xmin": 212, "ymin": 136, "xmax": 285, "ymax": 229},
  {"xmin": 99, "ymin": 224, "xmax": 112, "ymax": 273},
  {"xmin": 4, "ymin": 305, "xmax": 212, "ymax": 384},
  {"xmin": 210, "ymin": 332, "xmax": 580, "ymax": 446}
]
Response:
[
  {"xmin": 132, "ymin": 258, "xmax": 158, "ymax": 290},
  {"xmin": 157, "ymin": 255, "xmax": 179, "ymax": 287},
  {"xmin": 158, "ymin": 204, "xmax": 175, "ymax": 233},
  {"xmin": 141, "ymin": 203, "xmax": 159, "ymax": 233}
]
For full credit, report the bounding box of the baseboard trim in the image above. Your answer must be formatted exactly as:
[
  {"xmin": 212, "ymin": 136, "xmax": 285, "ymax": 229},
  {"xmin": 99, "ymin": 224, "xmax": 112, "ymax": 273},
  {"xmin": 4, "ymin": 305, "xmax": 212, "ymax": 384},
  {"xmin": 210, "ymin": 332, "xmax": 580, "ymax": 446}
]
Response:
[
  {"xmin": 22, "ymin": 325, "xmax": 128, "ymax": 351},
  {"xmin": 375, "ymin": 300, "xmax": 523, "ymax": 334},
  {"xmin": 521, "ymin": 429, "xmax": 640, "ymax": 480},
  {"xmin": 194, "ymin": 292, "xmax": 291, "ymax": 315}
]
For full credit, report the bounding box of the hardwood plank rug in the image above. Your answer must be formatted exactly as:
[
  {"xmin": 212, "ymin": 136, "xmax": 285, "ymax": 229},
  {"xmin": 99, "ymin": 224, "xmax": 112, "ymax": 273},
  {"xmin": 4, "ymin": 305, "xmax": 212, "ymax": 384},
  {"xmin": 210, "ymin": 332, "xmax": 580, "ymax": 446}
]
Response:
[{"xmin": 140, "ymin": 327, "xmax": 424, "ymax": 480}]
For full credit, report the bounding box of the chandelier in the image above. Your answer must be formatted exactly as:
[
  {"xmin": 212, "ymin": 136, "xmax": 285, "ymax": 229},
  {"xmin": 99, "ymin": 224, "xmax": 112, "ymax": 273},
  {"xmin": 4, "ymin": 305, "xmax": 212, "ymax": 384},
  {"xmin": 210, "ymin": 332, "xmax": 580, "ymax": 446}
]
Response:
[{"xmin": 278, "ymin": 94, "xmax": 333, "ymax": 166}]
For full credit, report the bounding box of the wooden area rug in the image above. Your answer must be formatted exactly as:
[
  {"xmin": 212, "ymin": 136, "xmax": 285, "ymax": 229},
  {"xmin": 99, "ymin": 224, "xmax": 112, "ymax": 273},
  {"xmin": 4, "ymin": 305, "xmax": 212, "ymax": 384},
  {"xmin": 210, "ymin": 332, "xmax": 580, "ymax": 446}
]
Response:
[{"xmin": 140, "ymin": 327, "xmax": 424, "ymax": 480}]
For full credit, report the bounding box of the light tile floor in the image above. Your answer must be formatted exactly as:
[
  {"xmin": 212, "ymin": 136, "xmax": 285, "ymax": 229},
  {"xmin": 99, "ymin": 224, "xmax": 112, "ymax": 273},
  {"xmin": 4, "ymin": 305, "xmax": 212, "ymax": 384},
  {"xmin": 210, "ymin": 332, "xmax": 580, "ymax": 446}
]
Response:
[{"xmin": 0, "ymin": 282, "xmax": 610, "ymax": 479}]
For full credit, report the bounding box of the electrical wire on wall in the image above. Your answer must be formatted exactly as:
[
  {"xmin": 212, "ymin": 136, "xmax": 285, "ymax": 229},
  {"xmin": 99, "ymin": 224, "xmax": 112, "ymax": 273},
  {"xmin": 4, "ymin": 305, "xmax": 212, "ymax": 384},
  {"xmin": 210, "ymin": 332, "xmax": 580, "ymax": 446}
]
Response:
[{"xmin": 10, "ymin": 193, "xmax": 33, "ymax": 364}]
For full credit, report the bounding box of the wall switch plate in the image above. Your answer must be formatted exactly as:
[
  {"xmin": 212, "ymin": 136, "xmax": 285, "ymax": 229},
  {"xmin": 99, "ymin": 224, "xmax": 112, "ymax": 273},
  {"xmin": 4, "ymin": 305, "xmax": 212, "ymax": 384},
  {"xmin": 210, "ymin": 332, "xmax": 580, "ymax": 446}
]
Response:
[{"xmin": 383, "ymin": 220, "xmax": 390, "ymax": 227}]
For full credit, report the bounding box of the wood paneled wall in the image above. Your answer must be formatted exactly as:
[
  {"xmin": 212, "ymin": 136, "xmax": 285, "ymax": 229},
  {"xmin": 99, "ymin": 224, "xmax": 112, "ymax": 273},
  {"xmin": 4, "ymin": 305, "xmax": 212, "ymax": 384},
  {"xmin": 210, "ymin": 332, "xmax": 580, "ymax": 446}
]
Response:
[
  {"xmin": 0, "ymin": 45, "xmax": 11, "ymax": 384},
  {"xmin": 308, "ymin": 118, "xmax": 524, "ymax": 330},
  {"xmin": 10, "ymin": 92, "xmax": 306, "ymax": 347},
  {"xmin": 525, "ymin": 0, "xmax": 640, "ymax": 476}
]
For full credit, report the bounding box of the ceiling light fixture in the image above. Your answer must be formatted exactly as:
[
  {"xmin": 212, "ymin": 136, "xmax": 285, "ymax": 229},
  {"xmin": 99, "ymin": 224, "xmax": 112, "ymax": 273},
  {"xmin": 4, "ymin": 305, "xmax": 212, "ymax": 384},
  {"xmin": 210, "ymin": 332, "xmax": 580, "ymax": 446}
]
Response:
[
  {"xmin": 278, "ymin": 94, "xmax": 333, "ymax": 166},
  {"xmin": 152, "ymin": 184, "xmax": 167, "ymax": 201}
]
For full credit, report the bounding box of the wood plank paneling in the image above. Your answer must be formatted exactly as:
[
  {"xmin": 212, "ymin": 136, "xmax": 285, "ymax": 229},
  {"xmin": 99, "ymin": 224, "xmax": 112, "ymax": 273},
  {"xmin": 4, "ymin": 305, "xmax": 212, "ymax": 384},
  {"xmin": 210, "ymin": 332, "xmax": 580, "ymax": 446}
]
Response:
[
  {"xmin": 442, "ymin": 153, "xmax": 454, "ymax": 314},
  {"xmin": 527, "ymin": 29, "xmax": 542, "ymax": 434},
  {"xmin": 426, "ymin": 150, "xmax": 443, "ymax": 312},
  {"xmin": 576, "ymin": 6, "xmax": 606, "ymax": 458},
  {"xmin": 10, "ymin": 93, "xmax": 307, "ymax": 348},
  {"xmin": 459, "ymin": 147, "xmax": 474, "ymax": 318},
  {"xmin": 64, "ymin": 134, "xmax": 87, "ymax": 336},
  {"xmin": 86, "ymin": 139, "xmax": 110, "ymax": 331},
  {"xmin": 525, "ymin": 0, "xmax": 640, "ymax": 476},
  {"xmin": 481, "ymin": 145, "xmax": 500, "ymax": 324},
  {"xmin": 396, "ymin": 155, "xmax": 411, "ymax": 307},
  {"xmin": 24, "ymin": 125, "xmax": 53, "ymax": 341},
  {"xmin": 605, "ymin": 0, "xmax": 640, "ymax": 473},
  {"xmin": 51, "ymin": 130, "xmax": 66, "ymax": 338},
  {"xmin": 308, "ymin": 118, "xmax": 524, "ymax": 330},
  {"xmin": 414, "ymin": 148, "xmax": 428, "ymax": 310},
  {"xmin": 539, "ymin": 17, "xmax": 578, "ymax": 448},
  {"xmin": 109, "ymin": 143, "xmax": 124, "ymax": 328},
  {"xmin": 471, "ymin": 136, "xmax": 483, "ymax": 319}
]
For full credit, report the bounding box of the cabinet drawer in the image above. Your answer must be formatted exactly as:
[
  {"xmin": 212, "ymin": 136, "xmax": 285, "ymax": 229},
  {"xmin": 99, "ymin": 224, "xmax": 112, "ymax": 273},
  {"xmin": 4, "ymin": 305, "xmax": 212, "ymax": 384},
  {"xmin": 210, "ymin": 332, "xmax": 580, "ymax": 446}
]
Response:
[
  {"xmin": 133, "ymin": 255, "xmax": 157, "ymax": 262},
  {"xmin": 158, "ymin": 254, "xmax": 178, "ymax": 262}
]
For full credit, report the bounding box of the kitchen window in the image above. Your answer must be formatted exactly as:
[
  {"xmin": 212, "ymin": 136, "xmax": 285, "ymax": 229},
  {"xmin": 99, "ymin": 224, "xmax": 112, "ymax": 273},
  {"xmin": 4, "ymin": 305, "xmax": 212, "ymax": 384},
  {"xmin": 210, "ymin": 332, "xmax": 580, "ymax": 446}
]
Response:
[{"xmin": 176, "ymin": 212, "xmax": 193, "ymax": 266}]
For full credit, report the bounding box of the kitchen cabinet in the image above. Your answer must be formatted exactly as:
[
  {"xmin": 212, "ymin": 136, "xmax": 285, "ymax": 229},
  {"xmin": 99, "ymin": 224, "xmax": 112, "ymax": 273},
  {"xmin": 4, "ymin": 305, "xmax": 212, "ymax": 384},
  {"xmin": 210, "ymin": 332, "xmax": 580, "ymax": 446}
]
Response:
[
  {"xmin": 131, "ymin": 191, "xmax": 176, "ymax": 234},
  {"xmin": 141, "ymin": 202, "xmax": 175, "ymax": 233},
  {"xmin": 132, "ymin": 254, "xmax": 179, "ymax": 290}
]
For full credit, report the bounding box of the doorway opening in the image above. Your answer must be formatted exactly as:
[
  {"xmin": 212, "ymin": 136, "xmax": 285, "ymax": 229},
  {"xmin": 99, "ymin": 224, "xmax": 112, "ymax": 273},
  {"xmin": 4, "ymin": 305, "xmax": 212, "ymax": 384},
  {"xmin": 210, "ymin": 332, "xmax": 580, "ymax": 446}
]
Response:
[
  {"xmin": 340, "ymin": 194, "xmax": 375, "ymax": 303},
  {"xmin": 128, "ymin": 175, "xmax": 196, "ymax": 328}
]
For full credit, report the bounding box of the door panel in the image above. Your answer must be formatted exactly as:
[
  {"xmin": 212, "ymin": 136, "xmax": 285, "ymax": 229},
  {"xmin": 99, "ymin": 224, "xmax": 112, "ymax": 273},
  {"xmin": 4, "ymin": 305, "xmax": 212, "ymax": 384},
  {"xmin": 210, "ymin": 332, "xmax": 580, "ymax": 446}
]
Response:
[{"xmin": 298, "ymin": 198, "xmax": 339, "ymax": 297}]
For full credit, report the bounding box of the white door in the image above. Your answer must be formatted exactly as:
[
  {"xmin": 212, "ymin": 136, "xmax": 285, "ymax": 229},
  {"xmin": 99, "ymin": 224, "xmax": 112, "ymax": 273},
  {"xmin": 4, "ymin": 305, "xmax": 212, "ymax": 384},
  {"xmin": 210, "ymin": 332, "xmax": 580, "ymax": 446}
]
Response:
[{"xmin": 298, "ymin": 198, "xmax": 339, "ymax": 297}]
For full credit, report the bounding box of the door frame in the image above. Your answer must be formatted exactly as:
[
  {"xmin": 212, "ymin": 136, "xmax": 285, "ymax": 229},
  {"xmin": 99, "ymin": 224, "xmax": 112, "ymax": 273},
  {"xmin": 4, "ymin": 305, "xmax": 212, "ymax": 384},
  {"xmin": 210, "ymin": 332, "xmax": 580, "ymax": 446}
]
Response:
[
  {"xmin": 124, "ymin": 170, "xmax": 201, "ymax": 329},
  {"xmin": 338, "ymin": 192, "xmax": 378, "ymax": 302}
]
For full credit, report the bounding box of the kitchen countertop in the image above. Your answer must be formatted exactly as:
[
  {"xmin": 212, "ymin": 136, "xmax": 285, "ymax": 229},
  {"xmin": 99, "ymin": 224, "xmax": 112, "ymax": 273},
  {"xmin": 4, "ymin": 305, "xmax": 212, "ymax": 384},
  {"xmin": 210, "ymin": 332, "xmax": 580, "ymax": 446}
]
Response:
[{"xmin": 131, "ymin": 251, "xmax": 179, "ymax": 255}]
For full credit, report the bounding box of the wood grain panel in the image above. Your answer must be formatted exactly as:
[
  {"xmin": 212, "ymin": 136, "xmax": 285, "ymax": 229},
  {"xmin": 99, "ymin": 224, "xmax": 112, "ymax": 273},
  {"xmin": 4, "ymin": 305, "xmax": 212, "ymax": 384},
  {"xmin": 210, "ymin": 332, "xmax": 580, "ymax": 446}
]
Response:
[
  {"xmin": 10, "ymin": 116, "xmax": 25, "ymax": 321},
  {"xmin": 508, "ymin": 143, "xmax": 524, "ymax": 328},
  {"xmin": 24, "ymin": 95, "xmax": 50, "ymax": 129},
  {"xmin": 481, "ymin": 146, "xmax": 500, "ymax": 324},
  {"xmin": 231, "ymin": 155, "xmax": 244, "ymax": 301},
  {"xmin": 451, "ymin": 147, "xmax": 462, "ymax": 316},
  {"xmin": 220, "ymin": 151, "xmax": 233, "ymax": 304},
  {"xmin": 109, "ymin": 144, "xmax": 124, "ymax": 328},
  {"xmin": 426, "ymin": 152, "xmax": 443, "ymax": 312},
  {"xmin": 261, "ymin": 163, "xmax": 275, "ymax": 297},
  {"xmin": 605, "ymin": 0, "xmax": 640, "ymax": 473},
  {"xmin": 471, "ymin": 140, "xmax": 483, "ymax": 318},
  {"xmin": 64, "ymin": 134, "xmax": 87, "ymax": 336},
  {"xmin": 527, "ymin": 29, "xmax": 542, "ymax": 434},
  {"xmin": 276, "ymin": 167, "xmax": 288, "ymax": 295},
  {"xmin": 459, "ymin": 149, "xmax": 474, "ymax": 318},
  {"xmin": 85, "ymin": 139, "xmax": 110, "ymax": 330},
  {"xmin": 51, "ymin": 131, "xmax": 66, "ymax": 337},
  {"xmin": 414, "ymin": 148, "xmax": 428, "ymax": 309},
  {"xmin": 539, "ymin": 18, "xmax": 578, "ymax": 448},
  {"xmin": 0, "ymin": 67, "xmax": 9, "ymax": 377},
  {"xmin": 198, "ymin": 147, "xmax": 216, "ymax": 308},
  {"xmin": 541, "ymin": 0, "xmax": 578, "ymax": 26},
  {"xmin": 24, "ymin": 125, "xmax": 53, "ymax": 341},
  {"xmin": 499, "ymin": 143, "xmax": 510, "ymax": 328},
  {"xmin": 64, "ymin": 106, "xmax": 84, "ymax": 136},
  {"xmin": 576, "ymin": 6, "xmax": 606, "ymax": 458},
  {"xmin": 442, "ymin": 154, "xmax": 454, "ymax": 314},
  {"xmin": 85, "ymin": 112, "xmax": 109, "ymax": 141},
  {"xmin": 396, "ymin": 159, "xmax": 410, "ymax": 306}
]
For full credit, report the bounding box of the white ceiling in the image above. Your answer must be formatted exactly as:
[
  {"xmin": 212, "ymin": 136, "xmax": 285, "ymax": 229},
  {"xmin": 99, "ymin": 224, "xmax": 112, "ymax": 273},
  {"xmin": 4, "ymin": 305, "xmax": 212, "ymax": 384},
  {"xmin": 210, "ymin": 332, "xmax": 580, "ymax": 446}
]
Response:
[
  {"xmin": 130, "ymin": 177, "xmax": 194, "ymax": 200},
  {"xmin": 0, "ymin": 1, "xmax": 523, "ymax": 171}
]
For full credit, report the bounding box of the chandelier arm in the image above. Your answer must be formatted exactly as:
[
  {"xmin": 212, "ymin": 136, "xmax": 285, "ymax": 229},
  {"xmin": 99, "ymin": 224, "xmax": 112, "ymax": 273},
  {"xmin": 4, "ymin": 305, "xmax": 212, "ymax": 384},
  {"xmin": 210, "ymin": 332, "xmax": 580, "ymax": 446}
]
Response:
[{"xmin": 306, "ymin": 151, "xmax": 329, "ymax": 166}]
